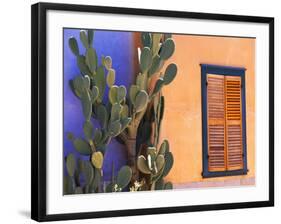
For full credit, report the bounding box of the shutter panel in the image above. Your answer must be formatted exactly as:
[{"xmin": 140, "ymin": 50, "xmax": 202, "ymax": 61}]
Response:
[
  {"xmin": 207, "ymin": 74, "xmax": 226, "ymax": 171},
  {"xmin": 225, "ymin": 76, "xmax": 244, "ymax": 170}
]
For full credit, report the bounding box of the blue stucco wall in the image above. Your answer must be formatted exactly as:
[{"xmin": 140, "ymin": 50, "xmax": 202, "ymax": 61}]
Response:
[{"xmin": 63, "ymin": 29, "xmax": 135, "ymax": 181}]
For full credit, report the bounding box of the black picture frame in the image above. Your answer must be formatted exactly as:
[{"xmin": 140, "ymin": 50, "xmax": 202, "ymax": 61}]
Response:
[{"xmin": 31, "ymin": 2, "xmax": 274, "ymax": 222}]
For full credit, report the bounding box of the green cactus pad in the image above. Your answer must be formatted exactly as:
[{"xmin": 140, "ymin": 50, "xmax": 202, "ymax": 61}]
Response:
[
  {"xmin": 81, "ymin": 90, "xmax": 92, "ymax": 121},
  {"xmin": 152, "ymin": 33, "xmax": 162, "ymax": 56},
  {"xmin": 155, "ymin": 178, "xmax": 164, "ymax": 190},
  {"xmin": 137, "ymin": 155, "xmax": 151, "ymax": 174},
  {"xmin": 136, "ymin": 73, "xmax": 146, "ymax": 90},
  {"xmin": 90, "ymin": 86, "xmax": 99, "ymax": 103},
  {"xmin": 91, "ymin": 151, "xmax": 104, "ymax": 169},
  {"xmin": 134, "ymin": 90, "xmax": 149, "ymax": 113},
  {"xmin": 117, "ymin": 166, "xmax": 133, "ymax": 189},
  {"xmin": 96, "ymin": 104, "xmax": 108, "ymax": 128},
  {"xmin": 83, "ymin": 120, "xmax": 93, "ymax": 141},
  {"xmin": 140, "ymin": 47, "xmax": 152, "ymax": 73},
  {"xmin": 148, "ymin": 55, "xmax": 161, "ymax": 77},
  {"xmin": 77, "ymin": 55, "xmax": 91, "ymax": 76},
  {"xmin": 106, "ymin": 69, "xmax": 115, "ymax": 87},
  {"xmin": 158, "ymin": 140, "xmax": 169, "ymax": 155},
  {"xmin": 81, "ymin": 160, "xmax": 94, "ymax": 185},
  {"xmin": 129, "ymin": 85, "xmax": 139, "ymax": 105},
  {"xmin": 69, "ymin": 37, "xmax": 79, "ymax": 56},
  {"xmin": 80, "ymin": 30, "xmax": 89, "ymax": 49},
  {"xmin": 85, "ymin": 48, "xmax": 97, "ymax": 73},
  {"xmin": 73, "ymin": 138, "xmax": 92, "ymax": 155},
  {"xmin": 83, "ymin": 75, "xmax": 91, "ymax": 89},
  {"xmin": 141, "ymin": 32, "xmax": 152, "ymax": 48},
  {"xmin": 108, "ymin": 120, "xmax": 122, "ymax": 137},
  {"xmin": 164, "ymin": 182, "xmax": 173, "ymax": 190},
  {"xmin": 121, "ymin": 104, "xmax": 129, "ymax": 118},
  {"xmin": 69, "ymin": 79, "xmax": 80, "ymax": 98},
  {"xmin": 120, "ymin": 117, "xmax": 132, "ymax": 132},
  {"xmin": 72, "ymin": 76, "xmax": 84, "ymax": 97},
  {"xmin": 91, "ymin": 168, "xmax": 102, "ymax": 192},
  {"xmin": 162, "ymin": 151, "xmax": 174, "ymax": 177},
  {"xmin": 156, "ymin": 154, "xmax": 165, "ymax": 171},
  {"xmin": 109, "ymin": 85, "xmax": 118, "ymax": 104},
  {"xmin": 93, "ymin": 128, "xmax": 102, "ymax": 144},
  {"xmin": 110, "ymin": 103, "xmax": 122, "ymax": 122},
  {"xmin": 152, "ymin": 78, "xmax": 165, "ymax": 96},
  {"xmin": 88, "ymin": 30, "xmax": 94, "ymax": 46},
  {"xmin": 117, "ymin": 85, "xmax": 127, "ymax": 103},
  {"xmin": 147, "ymin": 147, "xmax": 157, "ymax": 162},
  {"xmin": 95, "ymin": 66, "xmax": 106, "ymax": 101},
  {"xmin": 163, "ymin": 63, "xmax": 177, "ymax": 85},
  {"xmin": 66, "ymin": 153, "xmax": 76, "ymax": 177},
  {"xmin": 159, "ymin": 38, "xmax": 175, "ymax": 60}
]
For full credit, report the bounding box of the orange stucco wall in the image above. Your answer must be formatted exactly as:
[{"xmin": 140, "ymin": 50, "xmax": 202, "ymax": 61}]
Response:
[{"xmin": 160, "ymin": 35, "xmax": 255, "ymax": 185}]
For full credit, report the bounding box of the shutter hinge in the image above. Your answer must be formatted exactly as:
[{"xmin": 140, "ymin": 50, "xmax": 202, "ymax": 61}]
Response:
[{"xmin": 206, "ymin": 81, "xmax": 208, "ymax": 86}]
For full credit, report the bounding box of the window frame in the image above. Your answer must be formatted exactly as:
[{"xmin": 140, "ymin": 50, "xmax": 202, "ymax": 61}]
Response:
[{"xmin": 201, "ymin": 64, "xmax": 248, "ymax": 178}]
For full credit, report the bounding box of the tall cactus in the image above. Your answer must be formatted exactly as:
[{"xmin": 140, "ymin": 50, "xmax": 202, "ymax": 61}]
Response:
[{"xmin": 118, "ymin": 33, "xmax": 178, "ymax": 181}]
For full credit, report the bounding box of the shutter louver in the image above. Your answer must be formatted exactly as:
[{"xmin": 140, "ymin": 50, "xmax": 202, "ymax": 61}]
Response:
[
  {"xmin": 207, "ymin": 74, "xmax": 226, "ymax": 171},
  {"xmin": 225, "ymin": 76, "xmax": 243, "ymax": 170}
]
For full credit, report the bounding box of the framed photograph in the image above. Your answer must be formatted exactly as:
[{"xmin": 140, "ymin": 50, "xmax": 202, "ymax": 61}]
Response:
[{"xmin": 31, "ymin": 2, "xmax": 274, "ymax": 222}]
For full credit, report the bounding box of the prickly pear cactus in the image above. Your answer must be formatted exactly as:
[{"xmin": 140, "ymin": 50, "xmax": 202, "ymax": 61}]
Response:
[
  {"xmin": 64, "ymin": 30, "xmax": 178, "ymax": 194},
  {"xmin": 137, "ymin": 140, "xmax": 174, "ymax": 190},
  {"xmin": 64, "ymin": 29, "xmax": 133, "ymax": 194},
  {"xmin": 118, "ymin": 32, "xmax": 178, "ymax": 182}
]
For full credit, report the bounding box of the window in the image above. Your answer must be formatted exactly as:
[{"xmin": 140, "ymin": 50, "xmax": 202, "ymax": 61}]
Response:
[{"xmin": 201, "ymin": 64, "xmax": 248, "ymax": 178}]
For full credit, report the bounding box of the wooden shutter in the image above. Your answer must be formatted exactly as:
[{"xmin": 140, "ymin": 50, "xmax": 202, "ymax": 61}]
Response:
[
  {"xmin": 225, "ymin": 76, "xmax": 243, "ymax": 170},
  {"xmin": 207, "ymin": 74, "xmax": 226, "ymax": 171},
  {"xmin": 207, "ymin": 74, "xmax": 244, "ymax": 172}
]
